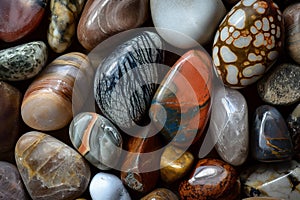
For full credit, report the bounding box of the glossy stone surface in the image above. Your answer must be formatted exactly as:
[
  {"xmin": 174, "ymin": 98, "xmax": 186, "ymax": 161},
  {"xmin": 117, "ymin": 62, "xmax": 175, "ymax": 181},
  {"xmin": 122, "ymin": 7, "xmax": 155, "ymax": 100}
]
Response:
[
  {"xmin": 0, "ymin": 161, "xmax": 28, "ymax": 200},
  {"xmin": 21, "ymin": 52, "xmax": 91, "ymax": 131},
  {"xmin": 141, "ymin": 188, "xmax": 179, "ymax": 200},
  {"xmin": 178, "ymin": 158, "xmax": 240, "ymax": 200},
  {"xmin": 15, "ymin": 131, "xmax": 91, "ymax": 200},
  {"xmin": 0, "ymin": 0, "xmax": 48, "ymax": 42},
  {"xmin": 283, "ymin": 3, "xmax": 300, "ymax": 64},
  {"xmin": 94, "ymin": 31, "xmax": 163, "ymax": 129},
  {"xmin": 287, "ymin": 104, "xmax": 300, "ymax": 157},
  {"xmin": 78, "ymin": 0, "xmax": 149, "ymax": 50},
  {"xmin": 160, "ymin": 145, "xmax": 194, "ymax": 183},
  {"xmin": 212, "ymin": 0, "xmax": 284, "ymax": 88},
  {"xmin": 151, "ymin": 0, "xmax": 226, "ymax": 48},
  {"xmin": 211, "ymin": 87, "xmax": 249, "ymax": 166},
  {"xmin": 257, "ymin": 63, "xmax": 300, "ymax": 105},
  {"xmin": 48, "ymin": 0, "xmax": 85, "ymax": 53},
  {"xmin": 0, "ymin": 82, "xmax": 21, "ymax": 153},
  {"xmin": 89, "ymin": 173, "xmax": 131, "ymax": 200},
  {"xmin": 251, "ymin": 105, "xmax": 293, "ymax": 162},
  {"xmin": 69, "ymin": 112, "xmax": 123, "ymax": 170},
  {"xmin": 150, "ymin": 50, "xmax": 212, "ymax": 148},
  {"xmin": 241, "ymin": 160, "xmax": 300, "ymax": 199},
  {"xmin": 0, "ymin": 41, "xmax": 48, "ymax": 81}
]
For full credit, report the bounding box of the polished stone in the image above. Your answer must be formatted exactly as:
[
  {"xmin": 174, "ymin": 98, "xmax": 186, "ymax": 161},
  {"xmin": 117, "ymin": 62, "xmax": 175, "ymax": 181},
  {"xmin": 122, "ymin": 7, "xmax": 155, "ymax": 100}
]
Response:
[
  {"xmin": 287, "ymin": 104, "xmax": 300, "ymax": 158},
  {"xmin": 141, "ymin": 188, "xmax": 179, "ymax": 200}
]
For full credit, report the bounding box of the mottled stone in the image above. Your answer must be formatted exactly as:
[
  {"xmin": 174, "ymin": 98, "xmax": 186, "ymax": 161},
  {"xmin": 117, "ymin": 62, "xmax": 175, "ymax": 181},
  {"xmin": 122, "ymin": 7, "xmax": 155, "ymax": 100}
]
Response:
[
  {"xmin": 15, "ymin": 131, "xmax": 91, "ymax": 200},
  {"xmin": 0, "ymin": 82, "xmax": 21, "ymax": 153},
  {"xmin": 94, "ymin": 31, "xmax": 164, "ymax": 129},
  {"xmin": 78, "ymin": 0, "xmax": 149, "ymax": 50},
  {"xmin": 48, "ymin": 0, "xmax": 85, "ymax": 53},
  {"xmin": 211, "ymin": 87, "xmax": 249, "ymax": 166},
  {"xmin": 257, "ymin": 63, "xmax": 300, "ymax": 105},
  {"xmin": 0, "ymin": 0, "xmax": 48, "ymax": 42},
  {"xmin": 0, "ymin": 41, "xmax": 48, "ymax": 81},
  {"xmin": 241, "ymin": 160, "xmax": 300, "ymax": 199},
  {"xmin": 151, "ymin": 0, "xmax": 226, "ymax": 48},
  {"xmin": 251, "ymin": 105, "xmax": 293, "ymax": 162},
  {"xmin": 141, "ymin": 188, "xmax": 179, "ymax": 200},
  {"xmin": 178, "ymin": 158, "xmax": 240, "ymax": 200},
  {"xmin": 69, "ymin": 112, "xmax": 123, "ymax": 170},
  {"xmin": 287, "ymin": 104, "xmax": 300, "ymax": 157},
  {"xmin": 0, "ymin": 161, "xmax": 28, "ymax": 200},
  {"xmin": 150, "ymin": 50, "xmax": 212, "ymax": 148},
  {"xmin": 160, "ymin": 145, "xmax": 194, "ymax": 183},
  {"xmin": 89, "ymin": 173, "xmax": 131, "ymax": 200},
  {"xmin": 212, "ymin": 0, "xmax": 284, "ymax": 88}
]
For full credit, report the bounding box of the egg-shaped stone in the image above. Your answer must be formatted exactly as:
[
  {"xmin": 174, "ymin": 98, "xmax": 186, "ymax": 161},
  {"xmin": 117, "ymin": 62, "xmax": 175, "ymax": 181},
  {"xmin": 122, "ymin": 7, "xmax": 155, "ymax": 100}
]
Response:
[
  {"xmin": 141, "ymin": 188, "xmax": 179, "ymax": 200},
  {"xmin": 212, "ymin": 0, "xmax": 284, "ymax": 88},
  {"xmin": 69, "ymin": 112, "xmax": 123, "ymax": 170}
]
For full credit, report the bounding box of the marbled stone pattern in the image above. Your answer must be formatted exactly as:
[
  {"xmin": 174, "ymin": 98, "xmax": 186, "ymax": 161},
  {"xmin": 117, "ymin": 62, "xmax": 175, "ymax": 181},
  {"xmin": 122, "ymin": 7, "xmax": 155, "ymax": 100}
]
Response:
[
  {"xmin": 287, "ymin": 104, "xmax": 300, "ymax": 157},
  {"xmin": 94, "ymin": 31, "xmax": 164, "ymax": 129},
  {"xmin": 0, "ymin": 161, "xmax": 28, "ymax": 200},
  {"xmin": 15, "ymin": 131, "xmax": 91, "ymax": 200},
  {"xmin": 141, "ymin": 188, "xmax": 179, "ymax": 200},
  {"xmin": 78, "ymin": 0, "xmax": 149, "ymax": 50},
  {"xmin": 179, "ymin": 158, "xmax": 240, "ymax": 200},
  {"xmin": 257, "ymin": 63, "xmax": 300, "ymax": 105},
  {"xmin": 150, "ymin": 50, "xmax": 212, "ymax": 147},
  {"xmin": 48, "ymin": 0, "xmax": 85, "ymax": 53},
  {"xmin": 251, "ymin": 105, "xmax": 293, "ymax": 162},
  {"xmin": 212, "ymin": 87, "xmax": 249, "ymax": 166},
  {"xmin": 69, "ymin": 112, "xmax": 123, "ymax": 170},
  {"xmin": 212, "ymin": 0, "xmax": 284, "ymax": 88},
  {"xmin": 241, "ymin": 160, "xmax": 300, "ymax": 199},
  {"xmin": 0, "ymin": 41, "xmax": 48, "ymax": 81},
  {"xmin": 0, "ymin": 0, "xmax": 48, "ymax": 42}
]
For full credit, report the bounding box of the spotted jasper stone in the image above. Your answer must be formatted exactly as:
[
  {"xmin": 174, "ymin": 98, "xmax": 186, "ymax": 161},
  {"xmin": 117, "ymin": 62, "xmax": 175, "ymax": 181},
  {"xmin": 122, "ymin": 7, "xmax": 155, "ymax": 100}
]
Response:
[
  {"xmin": 251, "ymin": 105, "xmax": 293, "ymax": 162},
  {"xmin": 15, "ymin": 131, "xmax": 91, "ymax": 200},
  {"xmin": 212, "ymin": 0, "xmax": 284, "ymax": 88},
  {"xmin": 178, "ymin": 158, "xmax": 240, "ymax": 200},
  {"xmin": 48, "ymin": 0, "xmax": 85, "ymax": 53},
  {"xmin": 150, "ymin": 49, "xmax": 212, "ymax": 148},
  {"xmin": 0, "ymin": 0, "xmax": 48, "ymax": 42},
  {"xmin": 141, "ymin": 188, "xmax": 179, "ymax": 200},
  {"xmin": 0, "ymin": 41, "xmax": 48, "ymax": 81}
]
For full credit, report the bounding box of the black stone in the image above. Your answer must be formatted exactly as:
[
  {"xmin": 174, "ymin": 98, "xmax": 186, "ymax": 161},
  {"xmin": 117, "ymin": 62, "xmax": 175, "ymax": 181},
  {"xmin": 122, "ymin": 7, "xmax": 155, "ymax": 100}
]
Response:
[{"xmin": 287, "ymin": 104, "xmax": 300, "ymax": 157}]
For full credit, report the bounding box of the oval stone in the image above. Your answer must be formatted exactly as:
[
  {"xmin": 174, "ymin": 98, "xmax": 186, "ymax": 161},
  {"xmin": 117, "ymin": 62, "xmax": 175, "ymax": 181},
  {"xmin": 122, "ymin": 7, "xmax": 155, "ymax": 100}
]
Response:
[
  {"xmin": 0, "ymin": 41, "xmax": 48, "ymax": 81},
  {"xmin": 141, "ymin": 188, "xmax": 179, "ymax": 200},
  {"xmin": 15, "ymin": 131, "xmax": 91, "ymax": 200},
  {"xmin": 94, "ymin": 31, "xmax": 164, "ymax": 129},
  {"xmin": 69, "ymin": 112, "xmax": 123, "ymax": 170},
  {"xmin": 251, "ymin": 105, "xmax": 293, "ymax": 162}
]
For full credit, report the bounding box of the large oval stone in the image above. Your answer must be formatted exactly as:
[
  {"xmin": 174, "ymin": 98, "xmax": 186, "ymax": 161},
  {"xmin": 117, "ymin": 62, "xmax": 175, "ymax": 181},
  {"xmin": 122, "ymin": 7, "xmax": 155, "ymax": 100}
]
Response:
[{"xmin": 15, "ymin": 131, "xmax": 91, "ymax": 200}]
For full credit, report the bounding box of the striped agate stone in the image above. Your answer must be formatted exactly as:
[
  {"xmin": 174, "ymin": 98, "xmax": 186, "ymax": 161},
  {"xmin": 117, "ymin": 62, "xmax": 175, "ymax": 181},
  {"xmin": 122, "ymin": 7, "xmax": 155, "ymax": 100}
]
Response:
[{"xmin": 94, "ymin": 31, "xmax": 164, "ymax": 129}]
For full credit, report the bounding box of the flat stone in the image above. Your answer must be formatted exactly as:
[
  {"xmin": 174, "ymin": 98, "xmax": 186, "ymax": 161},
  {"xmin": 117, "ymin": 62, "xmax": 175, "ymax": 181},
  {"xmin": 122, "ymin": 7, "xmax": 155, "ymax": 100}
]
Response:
[
  {"xmin": 141, "ymin": 188, "xmax": 179, "ymax": 200},
  {"xmin": 251, "ymin": 105, "xmax": 293, "ymax": 162},
  {"xmin": 15, "ymin": 131, "xmax": 91, "ymax": 200},
  {"xmin": 287, "ymin": 104, "xmax": 300, "ymax": 157},
  {"xmin": 151, "ymin": 0, "xmax": 226, "ymax": 48},
  {"xmin": 211, "ymin": 87, "xmax": 249, "ymax": 166},
  {"xmin": 257, "ymin": 63, "xmax": 300, "ymax": 105},
  {"xmin": 240, "ymin": 160, "xmax": 300, "ymax": 199}
]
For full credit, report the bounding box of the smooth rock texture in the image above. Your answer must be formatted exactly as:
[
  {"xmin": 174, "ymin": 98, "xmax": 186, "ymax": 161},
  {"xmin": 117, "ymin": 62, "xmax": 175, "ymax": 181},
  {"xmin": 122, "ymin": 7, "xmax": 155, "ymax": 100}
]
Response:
[
  {"xmin": 151, "ymin": 0, "xmax": 226, "ymax": 48},
  {"xmin": 69, "ymin": 112, "xmax": 123, "ymax": 170},
  {"xmin": 241, "ymin": 160, "xmax": 300, "ymax": 199},
  {"xmin": 211, "ymin": 87, "xmax": 249, "ymax": 166},
  {"xmin": 150, "ymin": 50, "xmax": 212, "ymax": 148},
  {"xmin": 257, "ymin": 63, "xmax": 300, "ymax": 105},
  {"xmin": 15, "ymin": 131, "xmax": 91, "ymax": 200},
  {"xmin": 21, "ymin": 52, "xmax": 91, "ymax": 131},
  {"xmin": 178, "ymin": 158, "xmax": 240, "ymax": 200},
  {"xmin": 251, "ymin": 105, "xmax": 293, "ymax": 162},
  {"xmin": 160, "ymin": 145, "xmax": 194, "ymax": 183},
  {"xmin": 212, "ymin": 0, "xmax": 284, "ymax": 88},
  {"xmin": 94, "ymin": 31, "xmax": 163, "ymax": 129},
  {"xmin": 283, "ymin": 3, "xmax": 300, "ymax": 64},
  {"xmin": 78, "ymin": 0, "xmax": 149, "ymax": 51},
  {"xmin": 48, "ymin": 0, "xmax": 85, "ymax": 53},
  {"xmin": 0, "ymin": 41, "xmax": 48, "ymax": 81},
  {"xmin": 0, "ymin": 161, "xmax": 28, "ymax": 200},
  {"xmin": 141, "ymin": 188, "xmax": 179, "ymax": 200},
  {"xmin": 0, "ymin": 0, "xmax": 48, "ymax": 42},
  {"xmin": 89, "ymin": 173, "xmax": 131, "ymax": 200},
  {"xmin": 287, "ymin": 104, "xmax": 300, "ymax": 157}
]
